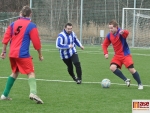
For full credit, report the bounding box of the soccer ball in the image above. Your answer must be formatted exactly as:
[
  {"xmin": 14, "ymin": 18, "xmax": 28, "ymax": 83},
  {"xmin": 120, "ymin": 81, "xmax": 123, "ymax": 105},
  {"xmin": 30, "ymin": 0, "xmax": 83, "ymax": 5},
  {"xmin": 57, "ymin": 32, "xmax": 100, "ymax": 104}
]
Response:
[{"xmin": 101, "ymin": 78, "xmax": 111, "ymax": 88}]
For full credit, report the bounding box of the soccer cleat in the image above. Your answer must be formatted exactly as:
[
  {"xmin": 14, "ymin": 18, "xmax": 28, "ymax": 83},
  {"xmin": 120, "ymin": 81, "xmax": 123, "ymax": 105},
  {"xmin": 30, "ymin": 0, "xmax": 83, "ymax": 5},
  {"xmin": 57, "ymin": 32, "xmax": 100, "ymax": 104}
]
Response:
[
  {"xmin": 0, "ymin": 94, "xmax": 12, "ymax": 100},
  {"xmin": 76, "ymin": 79, "xmax": 82, "ymax": 84},
  {"xmin": 138, "ymin": 84, "xmax": 143, "ymax": 90},
  {"xmin": 125, "ymin": 79, "xmax": 131, "ymax": 87},
  {"xmin": 29, "ymin": 93, "xmax": 44, "ymax": 104}
]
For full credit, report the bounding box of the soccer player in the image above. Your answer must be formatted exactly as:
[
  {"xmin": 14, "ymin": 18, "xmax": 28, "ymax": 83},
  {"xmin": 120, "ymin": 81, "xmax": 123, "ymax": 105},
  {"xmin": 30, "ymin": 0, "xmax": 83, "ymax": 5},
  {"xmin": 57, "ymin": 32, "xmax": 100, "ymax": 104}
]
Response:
[
  {"xmin": 0, "ymin": 6, "xmax": 44, "ymax": 104},
  {"xmin": 56, "ymin": 23, "xmax": 84, "ymax": 84},
  {"xmin": 102, "ymin": 19, "xmax": 143, "ymax": 90}
]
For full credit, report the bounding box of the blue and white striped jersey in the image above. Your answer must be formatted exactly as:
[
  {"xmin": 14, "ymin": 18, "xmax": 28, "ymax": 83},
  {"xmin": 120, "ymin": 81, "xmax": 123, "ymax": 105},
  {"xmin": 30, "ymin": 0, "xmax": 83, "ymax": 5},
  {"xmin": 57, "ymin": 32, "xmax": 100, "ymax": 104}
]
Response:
[{"xmin": 56, "ymin": 29, "xmax": 82, "ymax": 59}]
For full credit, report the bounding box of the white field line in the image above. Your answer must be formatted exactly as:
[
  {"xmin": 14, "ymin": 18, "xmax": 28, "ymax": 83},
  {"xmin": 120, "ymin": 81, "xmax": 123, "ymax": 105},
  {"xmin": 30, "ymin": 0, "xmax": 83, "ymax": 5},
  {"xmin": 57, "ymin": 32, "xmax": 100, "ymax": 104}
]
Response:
[
  {"xmin": 40, "ymin": 45, "xmax": 150, "ymax": 49},
  {"xmin": 35, "ymin": 48, "xmax": 150, "ymax": 56},
  {"xmin": 0, "ymin": 46, "xmax": 150, "ymax": 56},
  {"xmin": 0, "ymin": 76, "xmax": 150, "ymax": 87}
]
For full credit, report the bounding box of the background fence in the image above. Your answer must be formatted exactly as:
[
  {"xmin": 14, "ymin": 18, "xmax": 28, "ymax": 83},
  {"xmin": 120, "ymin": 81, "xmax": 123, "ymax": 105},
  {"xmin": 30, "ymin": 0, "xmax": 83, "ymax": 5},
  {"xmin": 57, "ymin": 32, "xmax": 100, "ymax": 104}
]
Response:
[{"xmin": 0, "ymin": 0, "xmax": 150, "ymax": 46}]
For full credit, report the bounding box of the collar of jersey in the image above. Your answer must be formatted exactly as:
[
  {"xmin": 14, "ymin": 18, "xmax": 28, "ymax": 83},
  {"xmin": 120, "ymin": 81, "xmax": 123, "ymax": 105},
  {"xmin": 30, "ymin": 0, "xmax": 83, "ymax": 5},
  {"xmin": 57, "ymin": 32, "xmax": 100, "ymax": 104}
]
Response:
[
  {"xmin": 114, "ymin": 28, "xmax": 121, "ymax": 36},
  {"xmin": 19, "ymin": 17, "xmax": 31, "ymax": 20}
]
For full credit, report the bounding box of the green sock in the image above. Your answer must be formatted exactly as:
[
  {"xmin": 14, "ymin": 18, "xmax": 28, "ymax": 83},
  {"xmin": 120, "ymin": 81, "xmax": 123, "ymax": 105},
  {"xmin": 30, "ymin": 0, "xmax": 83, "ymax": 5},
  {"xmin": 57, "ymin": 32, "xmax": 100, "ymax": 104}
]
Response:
[
  {"xmin": 3, "ymin": 76, "xmax": 16, "ymax": 97},
  {"xmin": 28, "ymin": 78, "xmax": 37, "ymax": 95}
]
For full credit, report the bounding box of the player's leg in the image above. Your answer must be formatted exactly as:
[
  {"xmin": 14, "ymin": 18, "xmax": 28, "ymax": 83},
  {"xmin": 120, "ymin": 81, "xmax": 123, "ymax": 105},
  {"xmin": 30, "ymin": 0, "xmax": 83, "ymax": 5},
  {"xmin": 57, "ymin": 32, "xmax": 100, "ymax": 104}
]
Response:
[
  {"xmin": 110, "ymin": 63, "xmax": 131, "ymax": 87},
  {"xmin": 63, "ymin": 58, "xmax": 77, "ymax": 82},
  {"xmin": 128, "ymin": 65, "xmax": 143, "ymax": 89},
  {"xmin": 124, "ymin": 55, "xmax": 143, "ymax": 89},
  {"xmin": 71, "ymin": 53, "xmax": 82, "ymax": 84},
  {"xmin": 0, "ymin": 72, "xmax": 18, "ymax": 100},
  {"xmin": 110, "ymin": 56, "xmax": 130, "ymax": 84},
  {"xmin": 27, "ymin": 72, "xmax": 43, "ymax": 104},
  {"xmin": 17, "ymin": 57, "xmax": 43, "ymax": 104},
  {"xmin": 28, "ymin": 72, "xmax": 37, "ymax": 95},
  {"xmin": 110, "ymin": 63, "xmax": 127, "ymax": 81},
  {"xmin": 1, "ymin": 58, "xmax": 19, "ymax": 100}
]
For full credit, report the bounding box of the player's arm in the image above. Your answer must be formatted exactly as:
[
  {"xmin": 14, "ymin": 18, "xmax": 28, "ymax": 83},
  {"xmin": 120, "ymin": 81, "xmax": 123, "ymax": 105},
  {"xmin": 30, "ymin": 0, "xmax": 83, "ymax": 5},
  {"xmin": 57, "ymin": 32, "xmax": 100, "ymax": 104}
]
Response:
[
  {"xmin": 29, "ymin": 27, "xmax": 43, "ymax": 61},
  {"xmin": 119, "ymin": 30, "xmax": 129, "ymax": 38},
  {"xmin": 1, "ymin": 25, "xmax": 12, "ymax": 59},
  {"xmin": 102, "ymin": 35, "xmax": 111, "ymax": 59},
  {"xmin": 74, "ymin": 35, "xmax": 84, "ymax": 50},
  {"xmin": 56, "ymin": 36, "xmax": 71, "ymax": 49},
  {"xmin": 2, "ymin": 25, "xmax": 12, "ymax": 45},
  {"xmin": 0, "ymin": 44, "xmax": 7, "ymax": 59},
  {"xmin": 37, "ymin": 49, "xmax": 43, "ymax": 61},
  {"xmin": 102, "ymin": 36, "xmax": 111, "ymax": 55}
]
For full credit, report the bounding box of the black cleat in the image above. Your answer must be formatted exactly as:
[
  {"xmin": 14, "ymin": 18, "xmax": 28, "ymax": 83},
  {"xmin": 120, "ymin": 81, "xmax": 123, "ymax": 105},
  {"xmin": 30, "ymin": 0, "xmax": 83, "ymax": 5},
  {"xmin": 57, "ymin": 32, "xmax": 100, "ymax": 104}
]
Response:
[{"xmin": 76, "ymin": 79, "xmax": 82, "ymax": 84}]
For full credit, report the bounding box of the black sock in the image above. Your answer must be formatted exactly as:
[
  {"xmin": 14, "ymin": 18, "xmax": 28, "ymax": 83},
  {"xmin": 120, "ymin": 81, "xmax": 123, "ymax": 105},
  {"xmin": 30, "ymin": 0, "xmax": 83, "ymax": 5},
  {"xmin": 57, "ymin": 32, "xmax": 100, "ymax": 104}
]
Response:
[
  {"xmin": 113, "ymin": 69, "xmax": 127, "ymax": 81},
  {"xmin": 132, "ymin": 71, "xmax": 142, "ymax": 85}
]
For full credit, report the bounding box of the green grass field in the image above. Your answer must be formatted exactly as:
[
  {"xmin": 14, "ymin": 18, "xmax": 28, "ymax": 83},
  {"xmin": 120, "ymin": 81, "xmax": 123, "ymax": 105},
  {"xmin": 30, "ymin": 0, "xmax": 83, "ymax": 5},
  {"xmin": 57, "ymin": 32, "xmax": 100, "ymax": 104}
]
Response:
[{"xmin": 0, "ymin": 44, "xmax": 150, "ymax": 113}]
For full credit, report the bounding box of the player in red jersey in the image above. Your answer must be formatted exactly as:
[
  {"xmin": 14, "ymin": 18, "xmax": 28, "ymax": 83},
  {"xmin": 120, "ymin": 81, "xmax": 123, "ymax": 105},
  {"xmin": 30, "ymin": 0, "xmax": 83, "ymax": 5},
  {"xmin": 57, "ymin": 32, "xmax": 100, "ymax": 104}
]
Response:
[
  {"xmin": 0, "ymin": 6, "xmax": 44, "ymax": 103},
  {"xmin": 102, "ymin": 20, "xmax": 143, "ymax": 90}
]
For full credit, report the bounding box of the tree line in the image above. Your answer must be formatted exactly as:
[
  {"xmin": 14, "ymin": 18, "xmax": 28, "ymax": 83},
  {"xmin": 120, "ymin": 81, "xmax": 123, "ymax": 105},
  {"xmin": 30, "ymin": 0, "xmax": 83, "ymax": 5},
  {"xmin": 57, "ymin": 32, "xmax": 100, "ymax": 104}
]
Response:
[{"xmin": 0, "ymin": 0, "xmax": 29, "ymax": 12}]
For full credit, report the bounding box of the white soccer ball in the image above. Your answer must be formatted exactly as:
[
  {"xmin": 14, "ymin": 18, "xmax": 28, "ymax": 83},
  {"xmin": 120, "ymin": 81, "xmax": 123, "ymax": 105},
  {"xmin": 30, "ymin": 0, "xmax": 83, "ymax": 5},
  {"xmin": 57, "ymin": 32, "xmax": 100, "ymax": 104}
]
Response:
[{"xmin": 101, "ymin": 78, "xmax": 111, "ymax": 88}]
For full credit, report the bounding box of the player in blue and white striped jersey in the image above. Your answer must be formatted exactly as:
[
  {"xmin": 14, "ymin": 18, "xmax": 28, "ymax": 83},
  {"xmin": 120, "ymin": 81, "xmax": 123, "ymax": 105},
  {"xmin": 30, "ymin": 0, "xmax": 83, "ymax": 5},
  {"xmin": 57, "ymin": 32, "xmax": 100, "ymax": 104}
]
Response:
[{"xmin": 56, "ymin": 23, "xmax": 84, "ymax": 84}]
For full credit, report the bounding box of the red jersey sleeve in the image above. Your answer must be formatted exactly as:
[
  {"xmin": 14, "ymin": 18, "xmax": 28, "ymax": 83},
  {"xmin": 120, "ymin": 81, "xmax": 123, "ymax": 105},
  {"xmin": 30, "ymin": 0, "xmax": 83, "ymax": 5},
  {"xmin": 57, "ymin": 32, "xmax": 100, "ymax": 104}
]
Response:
[
  {"xmin": 102, "ymin": 36, "xmax": 111, "ymax": 55},
  {"xmin": 29, "ymin": 28, "xmax": 41, "ymax": 50},
  {"xmin": 121, "ymin": 30, "xmax": 129, "ymax": 38},
  {"xmin": 2, "ymin": 26, "xmax": 12, "ymax": 45}
]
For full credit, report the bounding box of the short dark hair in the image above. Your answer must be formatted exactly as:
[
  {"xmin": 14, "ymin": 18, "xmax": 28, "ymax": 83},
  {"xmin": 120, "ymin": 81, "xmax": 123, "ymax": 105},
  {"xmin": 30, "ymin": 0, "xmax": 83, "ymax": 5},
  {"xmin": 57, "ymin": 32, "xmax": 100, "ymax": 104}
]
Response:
[
  {"xmin": 20, "ymin": 6, "xmax": 32, "ymax": 17},
  {"xmin": 65, "ymin": 23, "xmax": 72, "ymax": 28},
  {"xmin": 109, "ymin": 20, "xmax": 118, "ymax": 27}
]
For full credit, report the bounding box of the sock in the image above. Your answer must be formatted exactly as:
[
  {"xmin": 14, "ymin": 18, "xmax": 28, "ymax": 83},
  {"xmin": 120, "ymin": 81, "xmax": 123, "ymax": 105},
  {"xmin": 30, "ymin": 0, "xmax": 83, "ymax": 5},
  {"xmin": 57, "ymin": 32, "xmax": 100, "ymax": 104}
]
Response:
[
  {"xmin": 113, "ymin": 69, "xmax": 127, "ymax": 81},
  {"xmin": 3, "ymin": 76, "xmax": 16, "ymax": 97},
  {"xmin": 132, "ymin": 71, "xmax": 141, "ymax": 85},
  {"xmin": 28, "ymin": 78, "xmax": 37, "ymax": 95}
]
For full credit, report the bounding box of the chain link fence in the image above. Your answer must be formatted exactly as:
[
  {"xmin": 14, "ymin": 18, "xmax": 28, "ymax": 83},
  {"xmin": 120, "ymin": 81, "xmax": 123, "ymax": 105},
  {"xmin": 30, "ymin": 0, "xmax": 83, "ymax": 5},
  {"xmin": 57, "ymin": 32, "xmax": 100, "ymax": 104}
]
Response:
[{"xmin": 0, "ymin": 0, "xmax": 150, "ymax": 46}]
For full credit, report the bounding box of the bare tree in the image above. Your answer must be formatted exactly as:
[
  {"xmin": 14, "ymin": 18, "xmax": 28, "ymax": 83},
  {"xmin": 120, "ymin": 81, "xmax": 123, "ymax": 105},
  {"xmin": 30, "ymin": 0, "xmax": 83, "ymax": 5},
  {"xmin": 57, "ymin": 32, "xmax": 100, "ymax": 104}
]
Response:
[{"xmin": 0, "ymin": 0, "xmax": 29, "ymax": 12}]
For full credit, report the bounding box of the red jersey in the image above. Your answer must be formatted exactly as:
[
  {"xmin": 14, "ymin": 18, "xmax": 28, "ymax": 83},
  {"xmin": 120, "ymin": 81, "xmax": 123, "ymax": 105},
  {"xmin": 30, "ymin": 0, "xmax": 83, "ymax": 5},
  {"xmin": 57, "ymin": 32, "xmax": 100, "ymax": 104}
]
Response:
[
  {"xmin": 2, "ymin": 17, "xmax": 41, "ymax": 58},
  {"xmin": 102, "ymin": 28, "xmax": 130, "ymax": 56}
]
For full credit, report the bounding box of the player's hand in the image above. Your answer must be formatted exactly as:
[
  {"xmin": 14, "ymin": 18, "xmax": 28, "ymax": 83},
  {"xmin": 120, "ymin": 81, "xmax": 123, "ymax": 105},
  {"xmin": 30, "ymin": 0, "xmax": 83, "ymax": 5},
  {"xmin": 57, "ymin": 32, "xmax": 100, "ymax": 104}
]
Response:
[
  {"xmin": 69, "ymin": 44, "xmax": 73, "ymax": 48},
  {"xmin": 80, "ymin": 46, "xmax": 84, "ymax": 50},
  {"xmin": 39, "ymin": 55, "xmax": 44, "ymax": 61},
  {"xmin": 119, "ymin": 30, "xmax": 124, "ymax": 35},
  {"xmin": 104, "ymin": 54, "xmax": 109, "ymax": 59},
  {"xmin": 0, "ymin": 52, "xmax": 6, "ymax": 59}
]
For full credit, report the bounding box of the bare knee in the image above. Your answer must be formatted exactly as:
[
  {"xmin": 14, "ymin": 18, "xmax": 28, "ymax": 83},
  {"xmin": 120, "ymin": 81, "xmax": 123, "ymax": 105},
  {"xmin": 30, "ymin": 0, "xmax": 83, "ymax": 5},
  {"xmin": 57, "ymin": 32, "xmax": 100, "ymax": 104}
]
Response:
[
  {"xmin": 10, "ymin": 72, "xmax": 19, "ymax": 79},
  {"xmin": 110, "ymin": 64, "xmax": 117, "ymax": 72},
  {"xmin": 128, "ymin": 68, "xmax": 136, "ymax": 74},
  {"xmin": 27, "ymin": 72, "xmax": 35, "ymax": 78}
]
